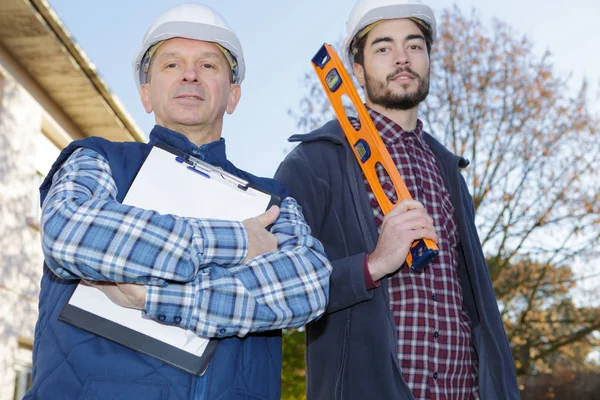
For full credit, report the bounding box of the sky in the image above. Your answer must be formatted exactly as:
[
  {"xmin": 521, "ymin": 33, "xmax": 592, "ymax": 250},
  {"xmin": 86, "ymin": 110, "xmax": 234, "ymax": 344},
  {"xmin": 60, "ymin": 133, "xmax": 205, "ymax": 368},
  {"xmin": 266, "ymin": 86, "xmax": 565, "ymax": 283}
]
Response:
[{"xmin": 46, "ymin": 0, "xmax": 600, "ymax": 178}]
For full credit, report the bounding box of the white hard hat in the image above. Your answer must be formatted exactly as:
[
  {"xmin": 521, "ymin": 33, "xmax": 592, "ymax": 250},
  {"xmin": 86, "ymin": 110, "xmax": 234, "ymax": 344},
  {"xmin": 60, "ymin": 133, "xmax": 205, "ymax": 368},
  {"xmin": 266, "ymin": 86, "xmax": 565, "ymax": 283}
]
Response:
[
  {"xmin": 132, "ymin": 3, "xmax": 245, "ymax": 91},
  {"xmin": 342, "ymin": 0, "xmax": 437, "ymax": 68}
]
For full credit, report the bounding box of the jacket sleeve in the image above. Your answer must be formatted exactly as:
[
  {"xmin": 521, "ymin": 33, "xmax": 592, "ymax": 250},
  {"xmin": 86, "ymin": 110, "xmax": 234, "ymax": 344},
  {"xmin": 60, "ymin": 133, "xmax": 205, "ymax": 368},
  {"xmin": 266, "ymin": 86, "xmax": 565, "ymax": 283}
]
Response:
[{"xmin": 275, "ymin": 146, "xmax": 375, "ymax": 314}]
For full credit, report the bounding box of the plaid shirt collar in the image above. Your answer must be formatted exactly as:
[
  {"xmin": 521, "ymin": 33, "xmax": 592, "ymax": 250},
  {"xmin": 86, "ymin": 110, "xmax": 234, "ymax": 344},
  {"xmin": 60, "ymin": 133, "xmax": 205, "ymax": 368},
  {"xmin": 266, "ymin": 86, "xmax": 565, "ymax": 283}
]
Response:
[
  {"xmin": 366, "ymin": 107, "xmax": 426, "ymax": 147},
  {"xmin": 149, "ymin": 124, "xmax": 228, "ymax": 168}
]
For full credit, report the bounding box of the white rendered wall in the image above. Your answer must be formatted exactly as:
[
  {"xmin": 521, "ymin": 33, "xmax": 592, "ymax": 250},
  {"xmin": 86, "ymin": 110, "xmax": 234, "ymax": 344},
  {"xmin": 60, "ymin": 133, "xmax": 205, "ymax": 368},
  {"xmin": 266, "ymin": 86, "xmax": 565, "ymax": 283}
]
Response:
[{"xmin": 0, "ymin": 64, "xmax": 65, "ymax": 400}]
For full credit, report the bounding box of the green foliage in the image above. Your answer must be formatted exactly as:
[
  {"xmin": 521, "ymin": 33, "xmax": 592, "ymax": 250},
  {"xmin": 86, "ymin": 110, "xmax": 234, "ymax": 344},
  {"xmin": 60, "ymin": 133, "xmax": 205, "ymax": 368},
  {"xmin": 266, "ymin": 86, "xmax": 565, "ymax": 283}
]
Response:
[{"xmin": 281, "ymin": 329, "xmax": 307, "ymax": 400}]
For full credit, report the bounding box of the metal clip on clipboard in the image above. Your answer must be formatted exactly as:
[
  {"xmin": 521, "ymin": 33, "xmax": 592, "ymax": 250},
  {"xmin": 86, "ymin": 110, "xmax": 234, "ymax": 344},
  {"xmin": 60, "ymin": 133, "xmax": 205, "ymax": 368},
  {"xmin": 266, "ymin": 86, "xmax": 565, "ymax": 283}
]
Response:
[
  {"xmin": 311, "ymin": 43, "xmax": 438, "ymax": 271},
  {"xmin": 175, "ymin": 154, "xmax": 251, "ymax": 191}
]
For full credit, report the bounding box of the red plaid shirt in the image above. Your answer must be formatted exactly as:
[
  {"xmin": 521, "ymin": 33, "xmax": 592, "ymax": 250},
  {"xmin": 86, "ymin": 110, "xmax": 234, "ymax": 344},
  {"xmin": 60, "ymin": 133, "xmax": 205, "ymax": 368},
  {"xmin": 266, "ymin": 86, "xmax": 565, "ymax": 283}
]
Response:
[{"xmin": 353, "ymin": 109, "xmax": 479, "ymax": 400}]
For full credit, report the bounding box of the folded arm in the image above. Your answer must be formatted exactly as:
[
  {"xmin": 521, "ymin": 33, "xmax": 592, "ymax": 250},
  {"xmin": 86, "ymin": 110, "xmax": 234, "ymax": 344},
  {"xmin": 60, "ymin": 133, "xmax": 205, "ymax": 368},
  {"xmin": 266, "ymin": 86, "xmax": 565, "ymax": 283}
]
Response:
[
  {"xmin": 41, "ymin": 148, "xmax": 248, "ymax": 285},
  {"xmin": 144, "ymin": 197, "xmax": 332, "ymax": 337}
]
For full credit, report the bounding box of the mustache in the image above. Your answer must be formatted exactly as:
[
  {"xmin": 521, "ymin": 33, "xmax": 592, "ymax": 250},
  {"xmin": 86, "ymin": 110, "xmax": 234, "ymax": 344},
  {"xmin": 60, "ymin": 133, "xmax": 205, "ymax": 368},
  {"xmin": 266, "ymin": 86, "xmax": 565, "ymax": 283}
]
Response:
[
  {"xmin": 386, "ymin": 67, "xmax": 420, "ymax": 81},
  {"xmin": 173, "ymin": 85, "xmax": 206, "ymax": 98}
]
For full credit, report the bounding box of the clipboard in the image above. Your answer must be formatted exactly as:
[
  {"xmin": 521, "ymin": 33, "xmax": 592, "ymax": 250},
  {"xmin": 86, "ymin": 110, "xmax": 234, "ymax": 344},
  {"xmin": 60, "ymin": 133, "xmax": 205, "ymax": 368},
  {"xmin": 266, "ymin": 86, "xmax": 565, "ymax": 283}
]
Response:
[{"xmin": 59, "ymin": 142, "xmax": 280, "ymax": 376}]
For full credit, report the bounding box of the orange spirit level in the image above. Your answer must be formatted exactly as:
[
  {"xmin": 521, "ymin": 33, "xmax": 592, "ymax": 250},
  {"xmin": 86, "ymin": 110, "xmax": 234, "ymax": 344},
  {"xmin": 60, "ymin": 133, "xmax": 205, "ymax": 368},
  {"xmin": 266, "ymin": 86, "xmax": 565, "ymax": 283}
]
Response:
[{"xmin": 311, "ymin": 43, "xmax": 438, "ymax": 271}]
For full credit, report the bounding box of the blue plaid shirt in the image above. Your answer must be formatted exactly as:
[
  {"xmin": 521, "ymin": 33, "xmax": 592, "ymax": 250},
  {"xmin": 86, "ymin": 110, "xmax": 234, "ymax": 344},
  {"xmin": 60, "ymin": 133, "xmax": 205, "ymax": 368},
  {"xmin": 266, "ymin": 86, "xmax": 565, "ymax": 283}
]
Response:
[{"xmin": 41, "ymin": 148, "xmax": 331, "ymax": 338}]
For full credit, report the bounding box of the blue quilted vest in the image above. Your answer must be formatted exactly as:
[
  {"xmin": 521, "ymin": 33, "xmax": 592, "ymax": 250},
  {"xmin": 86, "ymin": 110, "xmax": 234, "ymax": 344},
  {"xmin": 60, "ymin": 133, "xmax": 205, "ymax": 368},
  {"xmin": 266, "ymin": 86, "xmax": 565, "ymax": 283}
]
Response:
[{"xmin": 27, "ymin": 126, "xmax": 287, "ymax": 400}]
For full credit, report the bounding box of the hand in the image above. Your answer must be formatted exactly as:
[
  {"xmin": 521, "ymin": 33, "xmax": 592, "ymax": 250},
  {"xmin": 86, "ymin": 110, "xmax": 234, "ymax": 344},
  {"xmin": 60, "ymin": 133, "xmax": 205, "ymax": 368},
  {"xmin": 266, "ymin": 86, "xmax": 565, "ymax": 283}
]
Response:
[
  {"xmin": 367, "ymin": 199, "xmax": 438, "ymax": 281},
  {"xmin": 242, "ymin": 205, "xmax": 280, "ymax": 262},
  {"xmin": 83, "ymin": 280, "xmax": 147, "ymax": 310}
]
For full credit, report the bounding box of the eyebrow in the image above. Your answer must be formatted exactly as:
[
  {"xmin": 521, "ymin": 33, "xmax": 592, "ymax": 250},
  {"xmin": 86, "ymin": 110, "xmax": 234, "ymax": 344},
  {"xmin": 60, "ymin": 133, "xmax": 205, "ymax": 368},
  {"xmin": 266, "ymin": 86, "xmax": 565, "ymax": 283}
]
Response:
[
  {"xmin": 369, "ymin": 33, "xmax": 426, "ymax": 47},
  {"xmin": 406, "ymin": 34, "xmax": 425, "ymax": 42},
  {"xmin": 155, "ymin": 51, "xmax": 223, "ymax": 62},
  {"xmin": 369, "ymin": 36, "xmax": 394, "ymax": 47}
]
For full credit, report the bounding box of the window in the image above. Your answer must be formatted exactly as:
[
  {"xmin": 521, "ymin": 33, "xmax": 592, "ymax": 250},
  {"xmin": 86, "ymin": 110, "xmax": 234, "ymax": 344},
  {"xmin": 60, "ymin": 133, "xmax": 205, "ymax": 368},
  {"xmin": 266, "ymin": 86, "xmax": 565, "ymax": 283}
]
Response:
[
  {"xmin": 12, "ymin": 339, "xmax": 33, "ymax": 400},
  {"xmin": 13, "ymin": 365, "xmax": 32, "ymax": 400}
]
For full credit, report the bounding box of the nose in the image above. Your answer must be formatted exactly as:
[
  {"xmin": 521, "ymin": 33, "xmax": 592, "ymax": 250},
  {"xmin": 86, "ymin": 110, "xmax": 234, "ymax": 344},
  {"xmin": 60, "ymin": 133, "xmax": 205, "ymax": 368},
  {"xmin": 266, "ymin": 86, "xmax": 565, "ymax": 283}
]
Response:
[
  {"xmin": 394, "ymin": 47, "xmax": 410, "ymax": 67},
  {"xmin": 181, "ymin": 64, "xmax": 199, "ymax": 83}
]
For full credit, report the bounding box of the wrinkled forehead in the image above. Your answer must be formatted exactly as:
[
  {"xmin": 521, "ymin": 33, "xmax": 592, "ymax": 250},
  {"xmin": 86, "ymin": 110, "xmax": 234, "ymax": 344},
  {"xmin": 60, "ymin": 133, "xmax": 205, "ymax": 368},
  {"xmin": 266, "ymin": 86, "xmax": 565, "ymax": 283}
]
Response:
[
  {"xmin": 142, "ymin": 37, "xmax": 236, "ymax": 82},
  {"xmin": 153, "ymin": 38, "xmax": 228, "ymax": 61}
]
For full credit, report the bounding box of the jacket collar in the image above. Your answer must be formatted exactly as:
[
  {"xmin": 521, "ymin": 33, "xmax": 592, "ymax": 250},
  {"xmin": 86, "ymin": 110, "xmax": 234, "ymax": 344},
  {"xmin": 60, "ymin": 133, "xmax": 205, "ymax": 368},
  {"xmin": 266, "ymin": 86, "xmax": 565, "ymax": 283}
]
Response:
[
  {"xmin": 148, "ymin": 125, "xmax": 229, "ymax": 168},
  {"xmin": 289, "ymin": 119, "xmax": 469, "ymax": 169}
]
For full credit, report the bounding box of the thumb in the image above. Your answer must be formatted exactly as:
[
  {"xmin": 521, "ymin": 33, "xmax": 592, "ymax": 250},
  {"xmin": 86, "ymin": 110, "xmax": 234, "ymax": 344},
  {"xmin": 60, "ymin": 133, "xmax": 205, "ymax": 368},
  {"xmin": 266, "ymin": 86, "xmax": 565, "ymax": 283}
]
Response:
[
  {"xmin": 81, "ymin": 279, "xmax": 96, "ymax": 287},
  {"xmin": 258, "ymin": 205, "xmax": 280, "ymax": 227}
]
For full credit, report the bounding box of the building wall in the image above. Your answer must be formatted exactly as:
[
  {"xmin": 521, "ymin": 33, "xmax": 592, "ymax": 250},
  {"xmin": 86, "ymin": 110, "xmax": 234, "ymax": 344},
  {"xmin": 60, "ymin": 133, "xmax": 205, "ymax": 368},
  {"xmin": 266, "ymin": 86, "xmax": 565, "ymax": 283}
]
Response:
[{"xmin": 0, "ymin": 68, "xmax": 62, "ymax": 400}]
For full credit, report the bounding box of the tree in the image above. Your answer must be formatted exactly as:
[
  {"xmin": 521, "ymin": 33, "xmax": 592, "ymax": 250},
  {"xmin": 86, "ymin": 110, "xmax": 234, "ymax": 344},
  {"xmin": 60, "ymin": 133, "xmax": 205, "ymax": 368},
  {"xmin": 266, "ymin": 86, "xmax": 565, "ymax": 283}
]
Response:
[
  {"xmin": 491, "ymin": 257, "xmax": 600, "ymax": 375},
  {"xmin": 422, "ymin": 6, "xmax": 600, "ymax": 376},
  {"xmin": 422, "ymin": 7, "xmax": 600, "ymax": 272},
  {"xmin": 286, "ymin": 4, "xmax": 600, "ymax": 383}
]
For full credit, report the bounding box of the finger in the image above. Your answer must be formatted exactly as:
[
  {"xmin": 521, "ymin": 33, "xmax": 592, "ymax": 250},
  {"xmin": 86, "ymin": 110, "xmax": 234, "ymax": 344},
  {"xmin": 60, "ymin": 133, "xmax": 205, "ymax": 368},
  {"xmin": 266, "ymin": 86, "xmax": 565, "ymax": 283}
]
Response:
[
  {"xmin": 381, "ymin": 208, "xmax": 432, "ymax": 232},
  {"xmin": 418, "ymin": 227, "xmax": 439, "ymax": 243},
  {"xmin": 82, "ymin": 280, "xmax": 116, "ymax": 290},
  {"xmin": 257, "ymin": 205, "xmax": 280, "ymax": 227},
  {"xmin": 407, "ymin": 226, "xmax": 438, "ymax": 243},
  {"xmin": 387, "ymin": 199, "xmax": 425, "ymax": 216},
  {"xmin": 115, "ymin": 282, "xmax": 131, "ymax": 289},
  {"xmin": 115, "ymin": 282, "xmax": 142, "ymax": 294}
]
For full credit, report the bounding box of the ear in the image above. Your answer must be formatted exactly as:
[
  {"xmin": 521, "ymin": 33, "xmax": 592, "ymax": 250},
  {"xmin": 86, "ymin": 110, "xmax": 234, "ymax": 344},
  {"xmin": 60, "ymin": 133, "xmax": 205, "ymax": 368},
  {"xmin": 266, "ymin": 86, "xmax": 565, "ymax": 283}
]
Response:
[
  {"xmin": 226, "ymin": 84, "xmax": 241, "ymax": 115},
  {"xmin": 140, "ymin": 83, "xmax": 153, "ymax": 114},
  {"xmin": 353, "ymin": 62, "xmax": 366, "ymax": 88}
]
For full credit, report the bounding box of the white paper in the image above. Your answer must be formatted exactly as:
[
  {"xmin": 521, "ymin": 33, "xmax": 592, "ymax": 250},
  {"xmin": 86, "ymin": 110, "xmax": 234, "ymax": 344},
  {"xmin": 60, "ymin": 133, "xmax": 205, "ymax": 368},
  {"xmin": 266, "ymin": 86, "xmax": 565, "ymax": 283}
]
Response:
[{"xmin": 67, "ymin": 145, "xmax": 272, "ymax": 356}]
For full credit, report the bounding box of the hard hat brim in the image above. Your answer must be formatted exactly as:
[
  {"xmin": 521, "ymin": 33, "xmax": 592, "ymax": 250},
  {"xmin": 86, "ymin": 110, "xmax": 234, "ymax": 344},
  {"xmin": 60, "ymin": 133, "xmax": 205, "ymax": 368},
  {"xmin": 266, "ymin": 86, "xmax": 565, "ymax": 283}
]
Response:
[
  {"xmin": 132, "ymin": 21, "xmax": 245, "ymax": 91},
  {"xmin": 342, "ymin": 4, "xmax": 437, "ymax": 69}
]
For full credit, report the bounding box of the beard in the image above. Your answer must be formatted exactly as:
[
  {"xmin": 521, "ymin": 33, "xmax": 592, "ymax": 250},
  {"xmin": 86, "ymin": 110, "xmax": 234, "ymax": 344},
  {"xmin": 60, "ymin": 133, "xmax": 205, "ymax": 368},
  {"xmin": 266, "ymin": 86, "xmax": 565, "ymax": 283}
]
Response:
[{"xmin": 364, "ymin": 66, "xmax": 430, "ymax": 110}]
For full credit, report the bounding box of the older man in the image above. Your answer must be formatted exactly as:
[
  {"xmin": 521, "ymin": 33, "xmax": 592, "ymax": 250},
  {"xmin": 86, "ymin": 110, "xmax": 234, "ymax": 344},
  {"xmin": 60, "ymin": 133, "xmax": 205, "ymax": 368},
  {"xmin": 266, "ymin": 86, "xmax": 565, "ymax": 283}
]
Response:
[{"xmin": 26, "ymin": 4, "xmax": 331, "ymax": 400}]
